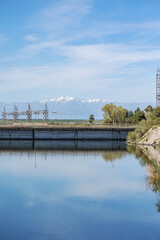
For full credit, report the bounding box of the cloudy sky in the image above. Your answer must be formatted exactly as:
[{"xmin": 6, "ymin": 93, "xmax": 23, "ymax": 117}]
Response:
[{"xmin": 0, "ymin": 0, "xmax": 160, "ymax": 102}]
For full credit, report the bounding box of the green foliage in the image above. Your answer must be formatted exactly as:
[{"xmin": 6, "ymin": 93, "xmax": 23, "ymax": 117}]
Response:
[
  {"xmin": 145, "ymin": 105, "xmax": 153, "ymax": 113},
  {"xmin": 134, "ymin": 128, "xmax": 144, "ymax": 139},
  {"xmin": 153, "ymin": 140, "xmax": 157, "ymax": 145},
  {"xmin": 151, "ymin": 106, "xmax": 160, "ymax": 119},
  {"xmin": 126, "ymin": 110, "xmax": 133, "ymax": 119},
  {"xmin": 153, "ymin": 118, "xmax": 160, "ymax": 125},
  {"xmin": 127, "ymin": 132, "xmax": 136, "ymax": 142},
  {"xmin": 102, "ymin": 103, "xmax": 127, "ymax": 124},
  {"xmin": 126, "ymin": 104, "xmax": 160, "ymax": 143},
  {"xmin": 89, "ymin": 114, "xmax": 95, "ymax": 124},
  {"xmin": 131, "ymin": 107, "xmax": 146, "ymax": 123},
  {"xmin": 102, "ymin": 103, "xmax": 148, "ymax": 125},
  {"xmin": 127, "ymin": 115, "xmax": 155, "ymax": 143},
  {"xmin": 102, "ymin": 103, "xmax": 160, "ymax": 145}
]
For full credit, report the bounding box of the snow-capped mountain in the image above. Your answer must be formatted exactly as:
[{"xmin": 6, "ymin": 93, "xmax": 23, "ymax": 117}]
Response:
[{"xmin": 0, "ymin": 97, "xmax": 155, "ymax": 120}]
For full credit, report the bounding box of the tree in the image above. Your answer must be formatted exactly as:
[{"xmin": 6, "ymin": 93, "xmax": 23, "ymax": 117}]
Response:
[
  {"xmin": 102, "ymin": 103, "xmax": 127, "ymax": 124},
  {"xmin": 125, "ymin": 110, "xmax": 133, "ymax": 119},
  {"xmin": 152, "ymin": 106, "xmax": 160, "ymax": 118},
  {"xmin": 145, "ymin": 105, "xmax": 153, "ymax": 113},
  {"xmin": 89, "ymin": 114, "xmax": 95, "ymax": 124},
  {"xmin": 131, "ymin": 107, "xmax": 146, "ymax": 122}
]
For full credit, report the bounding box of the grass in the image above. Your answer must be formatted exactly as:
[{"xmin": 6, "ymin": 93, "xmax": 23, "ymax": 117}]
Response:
[{"xmin": 0, "ymin": 119, "xmax": 137, "ymax": 129}]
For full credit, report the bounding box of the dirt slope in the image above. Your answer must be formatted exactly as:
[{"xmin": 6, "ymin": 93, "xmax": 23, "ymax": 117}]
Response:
[{"xmin": 139, "ymin": 127, "xmax": 160, "ymax": 145}]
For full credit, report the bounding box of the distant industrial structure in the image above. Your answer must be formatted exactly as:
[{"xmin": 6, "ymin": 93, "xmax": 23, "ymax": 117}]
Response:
[
  {"xmin": 156, "ymin": 67, "xmax": 160, "ymax": 107},
  {"xmin": 2, "ymin": 103, "xmax": 49, "ymax": 123}
]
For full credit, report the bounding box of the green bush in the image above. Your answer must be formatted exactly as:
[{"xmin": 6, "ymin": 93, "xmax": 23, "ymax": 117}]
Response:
[
  {"xmin": 153, "ymin": 140, "xmax": 157, "ymax": 145},
  {"xmin": 127, "ymin": 132, "xmax": 136, "ymax": 142},
  {"xmin": 134, "ymin": 128, "xmax": 144, "ymax": 139}
]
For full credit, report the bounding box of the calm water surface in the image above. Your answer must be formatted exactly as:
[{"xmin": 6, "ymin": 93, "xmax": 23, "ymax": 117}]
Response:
[{"xmin": 0, "ymin": 141, "xmax": 159, "ymax": 240}]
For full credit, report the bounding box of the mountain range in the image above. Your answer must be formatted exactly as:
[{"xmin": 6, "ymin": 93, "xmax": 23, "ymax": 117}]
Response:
[{"xmin": 0, "ymin": 97, "xmax": 155, "ymax": 120}]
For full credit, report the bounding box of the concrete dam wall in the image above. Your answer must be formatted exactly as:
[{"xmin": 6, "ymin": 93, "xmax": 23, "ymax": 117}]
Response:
[{"xmin": 0, "ymin": 127, "xmax": 134, "ymax": 140}]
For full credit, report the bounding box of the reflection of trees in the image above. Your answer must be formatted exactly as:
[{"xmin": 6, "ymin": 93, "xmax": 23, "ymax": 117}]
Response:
[
  {"xmin": 102, "ymin": 151, "xmax": 127, "ymax": 163},
  {"xmin": 127, "ymin": 145, "xmax": 152, "ymax": 166},
  {"xmin": 156, "ymin": 199, "xmax": 160, "ymax": 212},
  {"xmin": 146, "ymin": 161, "xmax": 160, "ymax": 193},
  {"xmin": 127, "ymin": 145, "xmax": 160, "ymax": 213}
]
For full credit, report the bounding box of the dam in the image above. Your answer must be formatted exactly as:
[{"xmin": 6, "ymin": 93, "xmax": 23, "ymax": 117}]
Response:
[{"xmin": 0, "ymin": 127, "xmax": 134, "ymax": 140}]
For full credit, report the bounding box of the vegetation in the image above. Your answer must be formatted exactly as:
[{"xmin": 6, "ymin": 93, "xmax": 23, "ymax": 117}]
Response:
[
  {"xmin": 89, "ymin": 114, "xmax": 95, "ymax": 124},
  {"xmin": 127, "ymin": 105, "xmax": 160, "ymax": 143},
  {"xmin": 101, "ymin": 103, "xmax": 160, "ymax": 143},
  {"xmin": 102, "ymin": 103, "xmax": 127, "ymax": 124},
  {"xmin": 102, "ymin": 103, "xmax": 145, "ymax": 124}
]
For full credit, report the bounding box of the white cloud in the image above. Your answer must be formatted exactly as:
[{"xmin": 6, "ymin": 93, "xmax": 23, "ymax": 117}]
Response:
[
  {"xmin": 94, "ymin": 21, "xmax": 160, "ymax": 36},
  {"xmin": 0, "ymin": 152, "xmax": 143, "ymax": 199},
  {"xmin": 27, "ymin": 0, "xmax": 160, "ymax": 43},
  {"xmin": 29, "ymin": 0, "xmax": 92, "ymax": 33},
  {"xmin": 0, "ymin": 42, "xmax": 160, "ymax": 96},
  {"xmin": 24, "ymin": 34, "xmax": 38, "ymax": 42},
  {"xmin": 1, "ymin": 0, "xmax": 160, "ymax": 101}
]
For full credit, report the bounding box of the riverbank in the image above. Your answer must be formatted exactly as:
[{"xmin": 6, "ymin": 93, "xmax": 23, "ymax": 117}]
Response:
[
  {"xmin": 127, "ymin": 126, "xmax": 160, "ymax": 146},
  {"xmin": 138, "ymin": 127, "xmax": 160, "ymax": 146}
]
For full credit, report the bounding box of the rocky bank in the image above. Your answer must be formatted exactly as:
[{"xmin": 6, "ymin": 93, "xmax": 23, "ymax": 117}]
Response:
[{"xmin": 138, "ymin": 126, "xmax": 160, "ymax": 146}]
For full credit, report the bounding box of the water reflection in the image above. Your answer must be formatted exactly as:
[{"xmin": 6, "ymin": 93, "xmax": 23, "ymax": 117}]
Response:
[
  {"xmin": 0, "ymin": 141, "xmax": 159, "ymax": 239},
  {"xmin": 127, "ymin": 145, "xmax": 152, "ymax": 166},
  {"xmin": 0, "ymin": 140, "xmax": 127, "ymax": 151},
  {"xmin": 102, "ymin": 151, "xmax": 127, "ymax": 162},
  {"xmin": 127, "ymin": 145, "xmax": 160, "ymax": 213}
]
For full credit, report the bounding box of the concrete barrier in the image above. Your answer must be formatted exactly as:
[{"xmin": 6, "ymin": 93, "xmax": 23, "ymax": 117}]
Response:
[{"xmin": 0, "ymin": 127, "xmax": 134, "ymax": 140}]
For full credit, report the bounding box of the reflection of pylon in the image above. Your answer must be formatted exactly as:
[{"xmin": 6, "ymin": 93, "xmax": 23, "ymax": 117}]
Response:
[{"xmin": 26, "ymin": 103, "xmax": 32, "ymax": 123}]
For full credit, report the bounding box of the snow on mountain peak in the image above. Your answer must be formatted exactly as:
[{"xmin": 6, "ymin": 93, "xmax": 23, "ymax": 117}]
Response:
[
  {"xmin": 88, "ymin": 99, "xmax": 100, "ymax": 103},
  {"xmin": 50, "ymin": 97, "xmax": 75, "ymax": 103},
  {"xmin": 48, "ymin": 97, "xmax": 108, "ymax": 104}
]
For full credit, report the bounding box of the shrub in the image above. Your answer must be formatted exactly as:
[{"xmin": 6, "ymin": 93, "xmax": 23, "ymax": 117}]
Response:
[
  {"xmin": 134, "ymin": 128, "xmax": 144, "ymax": 139},
  {"xmin": 127, "ymin": 132, "xmax": 136, "ymax": 142},
  {"xmin": 153, "ymin": 140, "xmax": 157, "ymax": 145}
]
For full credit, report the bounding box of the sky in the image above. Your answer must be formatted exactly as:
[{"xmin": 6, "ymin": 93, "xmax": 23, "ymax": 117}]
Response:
[{"xmin": 0, "ymin": 0, "xmax": 160, "ymax": 103}]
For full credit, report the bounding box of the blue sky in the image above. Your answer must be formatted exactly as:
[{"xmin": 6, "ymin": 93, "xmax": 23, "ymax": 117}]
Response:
[{"xmin": 0, "ymin": 0, "xmax": 160, "ymax": 102}]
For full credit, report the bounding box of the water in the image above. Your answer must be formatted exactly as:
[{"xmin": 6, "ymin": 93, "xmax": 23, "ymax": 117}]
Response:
[{"xmin": 0, "ymin": 141, "xmax": 159, "ymax": 240}]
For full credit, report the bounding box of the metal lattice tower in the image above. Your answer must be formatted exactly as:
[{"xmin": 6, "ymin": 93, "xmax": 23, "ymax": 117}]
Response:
[
  {"xmin": 13, "ymin": 105, "xmax": 19, "ymax": 122},
  {"xmin": 2, "ymin": 107, "xmax": 7, "ymax": 122},
  {"xmin": 156, "ymin": 67, "xmax": 160, "ymax": 107},
  {"xmin": 26, "ymin": 103, "xmax": 32, "ymax": 123},
  {"xmin": 1, "ymin": 103, "xmax": 53, "ymax": 123},
  {"xmin": 43, "ymin": 103, "xmax": 48, "ymax": 123}
]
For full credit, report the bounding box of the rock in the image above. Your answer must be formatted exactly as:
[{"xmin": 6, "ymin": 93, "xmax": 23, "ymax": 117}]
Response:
[{"xmin": 138, "ymin": 127, "xmax": 160, "ymax": 146}]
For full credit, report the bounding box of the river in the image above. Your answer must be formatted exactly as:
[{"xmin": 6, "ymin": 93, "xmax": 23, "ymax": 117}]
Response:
[{"xmin": 0, "ymin": 141, "xmax": 159, "ymax": 240}]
